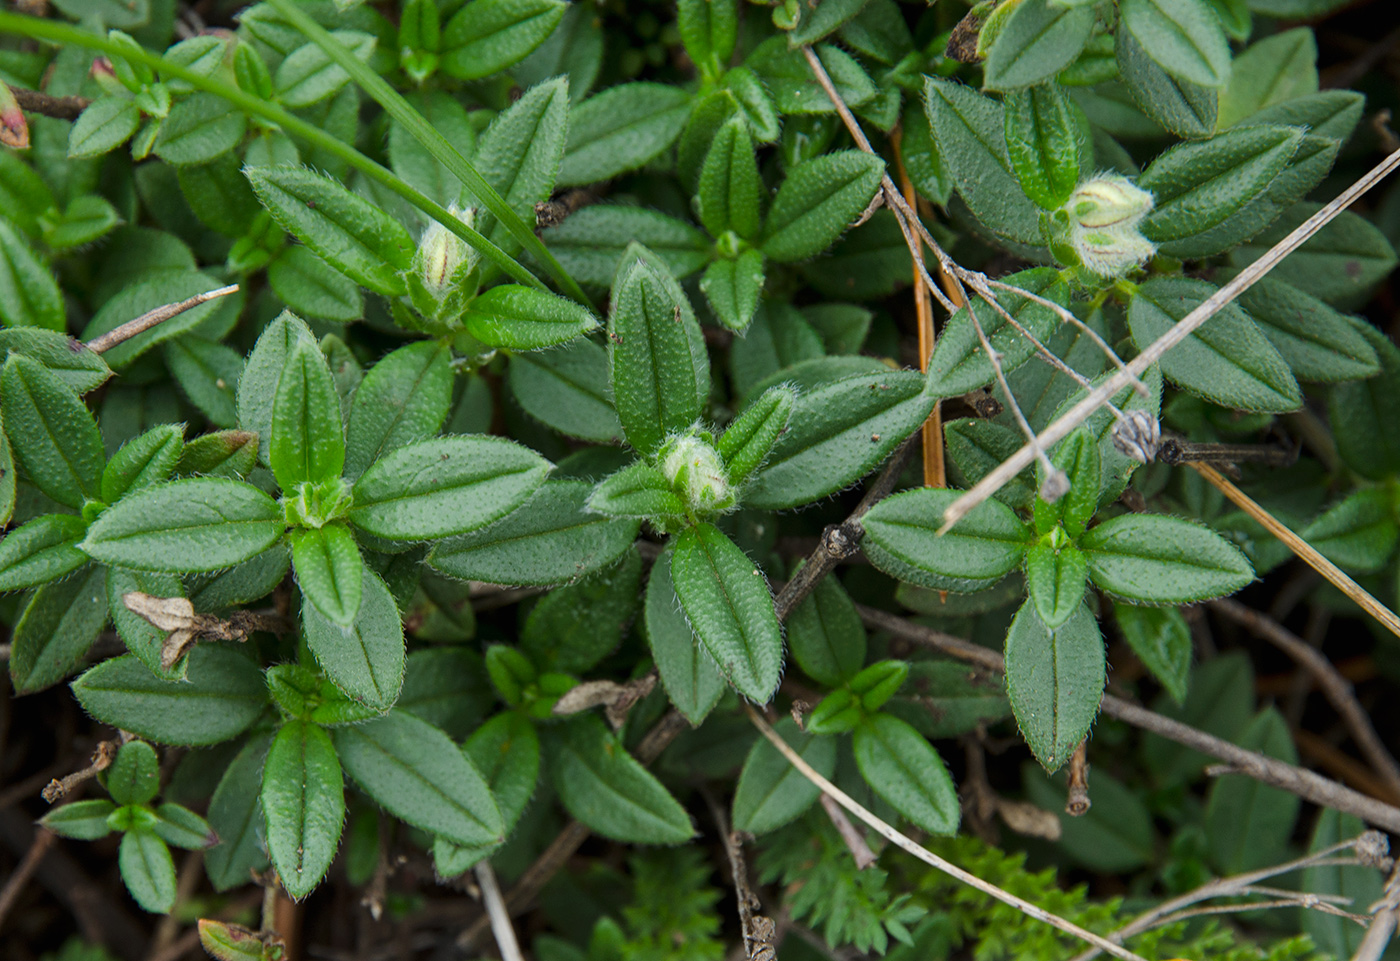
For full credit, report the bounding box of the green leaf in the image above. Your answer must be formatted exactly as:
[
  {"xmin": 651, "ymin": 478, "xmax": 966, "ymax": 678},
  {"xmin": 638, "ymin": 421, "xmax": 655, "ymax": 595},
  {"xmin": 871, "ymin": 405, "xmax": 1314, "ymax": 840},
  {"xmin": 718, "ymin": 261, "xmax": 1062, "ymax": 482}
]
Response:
[
  {"xmin": 82, "ymin": 270, "xmax": 242, "ymax": 369},
  {"xmin": 164, "ymin": 337, "xmax": 243, "ymax": 428},
  {"xmin": 806, "ymin": 688, "xmax": 861, "ymax": 736},
  {"xmin": 558, "ymin": 82, "xmax": 691, "ymax": 187},
  {"xmin": 431, "ymin": 480, "xmax": 639, "ymax": 586},
  {"xmin": 245, "ymin": 165, "xmax": 415, "ymax": 296},
  {"xmin": 102, "ymin": 424, "xmax": 182, "ymax": 507},
  {"xmin": 1301, "ymin": 488, "xmax": 1400, "ymax": 573},
  {"xmin": 349, "ymin": 435, "xmax": 550, "ymax": 540},
  {"xmin": 0, "ymin": 221, "xmax": 62, "ymax": 333},
  {"xmin": 463, "ymin": 284, "xmax": 598, "ymax": 351},
  {"xmin": 1022, "ymin": 764, "xmax": 1154, "ymax": 872},
  {"xmin": 1236, "ymin": 278, "xmax": 1378, "ymax": 383},
  {"xmin": 1003, "ymin": 84, "xmax": 1084, "ymax": 210},
  {"xmin": 273, "ymin": 31, "xmax": 376, "ymax": 107},
  {"xmin": 747, "ymin": 39, "xmax": 875, "ymax": 115},
  {"xmin": 850, "ymin": 659, "xmax": 908, "ymax": 712},
  {"xmin": 81, "ymin": 478, "xmax": 286, "ymax": 573},
  {"xmin": 1025, "ymin": 544, "xmax": 1088, "ymax": 631},
  {"xmin": 1204, "ymin": 707, "xmax": 1300, "ymax": 873},
  {"xmin": 40, "ymin": 799, "xmax": 117, "ymax": 841},
  {"xmin": 644, "ymin": 550, "xmax": 725, "ymax": 725},
  {"xmin": 744, "ymin": 369, "xmax": 934, "ymax": 510},
  {"xmin": 44, "ymin": 194, "xmax": 120, "ymax": 253},
  {"xmin": 546, "ymin": 714, "xmax": 694, "ymax": 844},
  {"xmin": 1005, "ymin": 599, "xmax": 1104, "ymax": 772},
  {"xmin": 1248, "ymin": 90, "xmax": 1364, "ymax": 144},
  {"xmin": 1082, "ymin": 513, "xmax": 1254, "ymax": 603},
  {"xmin": 1329, "ymin": 322, "xmax": 1400, "ymax": 481},
  {"xmin": 886, "ymin": 661, "xmax": 1012, "ymax": 739},
  {"xmin": 432, "ymin": 710, "xmax": 542, "ymax": 874},
  {"xmin": 982, "ymin": 0, "xmax": 1095, "ymax": 92},
  {"xmin": 335, "ymin": 710, "xmax": 503, "ymax": 846},
  {"xmin": 0, "ymin": 514, "xmax": 89, "ymax": 591},
  {"xmin": 508, "ymin": 339, "xmax": 620, "ymax": 443},
  {"xmin": 1303, "ymin": 811, "xmax": 1385, "ymax": 959},
  {"xmin": 1217, "ymin": 28, "xmax": 1317, "ymax": 130},
  {"xmin": 239, "ymin": 313, "xmax": 317, "ymax": 464},
  {"xmin": 523, "ymin": 548, "xmax": 641, "ymax": 673},
  {"xmin": 729, "ymin": 302, "xmax": 826, "ymax": 402},
  {"xmin": 1119, "ymin": 0, "xmax": 1232, "ymax": 88},
  {"xmin": 119, "ymin": 830, "xmax": 177, "ymax": 914},
  {"xmin": 261, "ymin": 719, "xmax": 344, "ymax": 900},
  {"xmin": 700, "ymin": 250, "xmax": 766, "ymax": 333},
  {"xmin": 269, "ymin": 338, "xmax": 345, "ymax": 490},
  {"xmin": 176, "ymin": 431, "xmax": 259, "ymax": 480},
  {"xmin": 1035, "ymin": 428, "xmax": 1101, "ymax": 538},
  {"xmin": 1114, "ymin": 604, "xmax": 1191, "ymax": 704},
  {"xmin": 468, "ymin": 77, "xmax": 570, "ymax": 255},
  {"xmin": 9, "ymin": 565, "xmax": 107, "ymax": 694},
  {"xmin": 1115, "ymin": 28, "xmax": 1217, "ymax": 139},
  {"xmin": 205, "ymin": 732, "xmax": 273, "ymax": 889},
  {"xmin": 677, "ymin": 0, "xmax": 737, "ymax": 77},
  {"xmin": 787, "ymin": 574, "xmax": 866, "ymax": 687},
  {"xmin": 108, "ymin": 739, "xmax": 160, "ymax": 805},
  {"xmin": 732, "ymin": 717, "xmax": 835, "ymax": 834},
  {"xmin": 67, "ymin": 94, "xmax": 140, "ymax": 158},
  {"xmin": 1, "ymin": 354, "xmax": 104, "ymax": 509},
  {"xmin": 153, "ymin": 93, "xmax": 247, "ymax": 165},
  {"xmin": 72, "ymin": 646, "xmax": 269, "ymax": 746},
  {"xmin": 267, "ymin": 246, "xmax": 363, "ymax": 323},
  {"xmin": 853, "ymin": 712, "xmax": 960, "ymax": 834},
  {"xmin": 862, "ymin": 487, "xmax": 1030, "ymax": 592},
  {"xmin": 786, "ymin": 0, "xmax": 871, "ymax": 46},
  {"xmin": 292, "ymin": 523, "xmax": 364, "ymax": 626},
  {"xmin": 154, "ymin": 802, "xmax": 218, "ymax": 850},
  {"xmin": 441, "ymin": 0, "xmax": 565, "ymax": 80},
  {"xmin": 302, "ymin": 565, "xmax": 405, "ymax": 712},
  {"xmin": 1140, "ymin": 125, "xmax": 1303, "ymax": 245},
  {"xmin": 945, "ymin": 420, "xmax": 1036, "ymax": 512},
  {"xmin": 718, "ymin": 386, "xmax": 794, "ymax": 486},
  {"xmin": 607, "ymin": 253, "xmax": 710, "ymax": 457},
  {"xmin": 923, "ymin": 77, "xmax": 1041, "ymax": 245},
  {"xmin": 670, "ymin": 522, "xmax": 783, "ymax": 703},
  {"xmin": 0, "ymin": 328, "xmax": 111, "ymax": 394},
  {"xmin": 543, "ymin": 206, "xmax": 712, "ymax": 289},
  {"xmin": 770, "ymin": 151, "xmax": 887, "ymax": 267},
  {"xmin": 1229, "ymin": 203, "xmax": 1398, "ymax": 311},
  {"xmin": 697, "ymin": 116, "xmax": 763, "ymax": 241},
  {"xmin": 343, "ymin": 341, "xmax": 450, "ymax": 481},
  {"xmin": 0, "ymin": 425, "xmax": 13, "ymax": 529},
  {"xmin": 926, "ymin": 268, "xmax": 1068, "ymax": 397},
  {"xmin": 1127, "ymin": 277, "xmax": 1301, "ymax": 413}
]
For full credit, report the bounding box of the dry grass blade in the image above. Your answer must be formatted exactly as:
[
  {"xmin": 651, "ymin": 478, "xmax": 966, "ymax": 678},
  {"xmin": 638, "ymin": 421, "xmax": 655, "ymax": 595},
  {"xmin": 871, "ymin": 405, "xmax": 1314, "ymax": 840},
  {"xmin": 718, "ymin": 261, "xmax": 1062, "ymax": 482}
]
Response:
[
  {"xmin": 938, "ymin": 146, "xmax": 1400, "ymax": 534},
  {"xmin": 86, "ymin": 284, "xmax": 240, "ymax": 354},
  {"xmin": 744, "ymin": 705, "xmax": 1153, "ymax": 961}
]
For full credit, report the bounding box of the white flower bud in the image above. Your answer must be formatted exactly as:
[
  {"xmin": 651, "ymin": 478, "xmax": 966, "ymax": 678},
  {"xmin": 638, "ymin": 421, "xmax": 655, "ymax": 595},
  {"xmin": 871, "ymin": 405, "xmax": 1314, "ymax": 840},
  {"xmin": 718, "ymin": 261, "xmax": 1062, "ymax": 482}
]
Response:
[
  {"xmin": 660, "ymin": 433, "xmax": 735, "ymax": 515},
  {"xmin": 1064, "ymin": 174, "xmax": 1154, "ymax": 230},
  {"xmin": 414, "ymin": 204, "xmax": 476, "ymax": 297},
  {"xmin": 1060, "ymin": 175, "xmax": 1158, "ymax": 278}
]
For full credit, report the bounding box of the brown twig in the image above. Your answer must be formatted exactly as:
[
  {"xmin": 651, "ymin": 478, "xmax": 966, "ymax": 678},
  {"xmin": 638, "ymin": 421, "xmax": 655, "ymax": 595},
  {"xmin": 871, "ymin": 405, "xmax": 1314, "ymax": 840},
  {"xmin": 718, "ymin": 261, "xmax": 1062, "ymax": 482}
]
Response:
[
  {"xmin": 1065, "ymin": 740, "xmax": 1090, "ymax": 816},
  {"xmin": 701, "ymin": 786, "xmax": 773, "ymax": 958},
  {"xmin": 772, "ymin": 433, "xmax": 919, "ymax": 622},
  {"xmin": 820, "ymin": 794, "xmax": 878, "ymax": 869},
  {"xmin": 853, "ymin": 604, "xmax": 1400, "ymax": 834},
  {"xmin": 0, "ymin": 828, "xmax": 55, "ymax": 932},
  {"xmin": 475, "ymin": 860, "xmax": 524, "ymax": 961},
  {"xmin": 1353, "ymin": 861, "xmax": 1400, "ymax": 961},
  {"xmin": 8, "ymin": 84, "xmax": 91, "ymax": 120},
  {"xmin": 1068, "ymin": 834, "xmax": 1389, "ymax": 961},
  {"xmin": 1194, "ymin": 464, "xmax": 1400, "ymax": 641},
  {"xmin": 1211, "ymin": 597, "xmax": 1400, "ymax": 801},
  {"xmin": 746, "ymin": 705, "xmax": 1152, "ymax": 961},
  {"xmin": 42, "ymin": 739, "xmax": 118, "ymax": 803},
  {"xmin": 85, "ymin": 284, "xmax": 240, "ymax": 354}
]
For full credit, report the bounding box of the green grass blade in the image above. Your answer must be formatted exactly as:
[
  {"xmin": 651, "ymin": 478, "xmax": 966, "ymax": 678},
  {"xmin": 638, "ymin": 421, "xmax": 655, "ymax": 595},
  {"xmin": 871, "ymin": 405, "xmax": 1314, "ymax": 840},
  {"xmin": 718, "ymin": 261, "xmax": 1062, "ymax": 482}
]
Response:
[
  {"xmin": 262, "ymin": 0, "xmax": 593, "ymax": 309},
  {"xmin": 0, "ymin": 11, "xmax": 549, "ymax": 295}
]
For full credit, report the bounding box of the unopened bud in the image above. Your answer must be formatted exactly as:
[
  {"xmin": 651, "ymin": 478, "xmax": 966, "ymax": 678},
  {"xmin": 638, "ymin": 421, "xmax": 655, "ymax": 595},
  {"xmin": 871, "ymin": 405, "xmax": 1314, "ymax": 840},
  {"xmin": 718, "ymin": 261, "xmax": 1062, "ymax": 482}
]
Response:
[
  {"xmin": 1065, "ymin": 174, "xmax": 1154, "ymax": 231},
  {"xmin": 1111, "ymin": 409, "xmax": 1161, "ymax": 465},
  {"xmin": 660, "ymin": 433, "xmax": 735, "ymax": 515},
  {"xmin": 414, "ymin": 204, "xmax": 475, "ymax": 297},
  {"xmin": 1073, "ymin": 227, "xmax": 1158, "ymax": 278}
]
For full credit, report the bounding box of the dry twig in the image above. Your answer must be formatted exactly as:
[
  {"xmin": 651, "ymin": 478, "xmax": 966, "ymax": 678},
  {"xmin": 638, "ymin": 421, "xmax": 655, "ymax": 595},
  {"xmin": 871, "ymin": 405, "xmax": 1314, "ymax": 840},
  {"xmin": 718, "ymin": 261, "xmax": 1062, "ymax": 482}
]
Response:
[
  {"xmin": 41, "ymin": 739, "xmax": 118, "ymax": 803},
  {"xmin": 475, "ymin": 860, "xmax": 524, "ymax": 961},
  {"xmin": 121, "ymin": 592, "xmax": 293, "ymax": 670},
  {"xmin": 86, "ymin": 284, "xmax": 240, "ymax": 354}
]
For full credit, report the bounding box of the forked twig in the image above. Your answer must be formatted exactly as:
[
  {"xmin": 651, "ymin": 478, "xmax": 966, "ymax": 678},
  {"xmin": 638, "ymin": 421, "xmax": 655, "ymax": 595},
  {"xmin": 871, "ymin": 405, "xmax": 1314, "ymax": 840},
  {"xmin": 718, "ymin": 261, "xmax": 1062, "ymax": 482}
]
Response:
[
  {"xmin": 939, "ymin": 145, "xmax": 1400, "ymax": 533},
  {"xmin": 744, "ymin": 705, "xmax": 1153, "ymax": 961},
  {"xmin": 85, "ymin": 284, "xmax": 240, "ymax": 354}
]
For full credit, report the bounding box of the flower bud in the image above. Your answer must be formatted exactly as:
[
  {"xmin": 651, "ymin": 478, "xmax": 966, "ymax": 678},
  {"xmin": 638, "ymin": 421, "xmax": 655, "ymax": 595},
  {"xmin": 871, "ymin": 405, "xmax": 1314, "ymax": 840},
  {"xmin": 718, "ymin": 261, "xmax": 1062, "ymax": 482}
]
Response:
[
  {"xmin": 1064, "ymin": 174, "xmax": 1154, "ymax": 230},
  {"xmin": 660, "ymin": 433, "xmax": 735, "ymax": 515},
  {"xmin": 414, "ymin": 204, "xmax": 476, "ymax": 298},
  {"xmin": 1072, "ymin": 227, "xmax": 1158, "ymax": 278}
]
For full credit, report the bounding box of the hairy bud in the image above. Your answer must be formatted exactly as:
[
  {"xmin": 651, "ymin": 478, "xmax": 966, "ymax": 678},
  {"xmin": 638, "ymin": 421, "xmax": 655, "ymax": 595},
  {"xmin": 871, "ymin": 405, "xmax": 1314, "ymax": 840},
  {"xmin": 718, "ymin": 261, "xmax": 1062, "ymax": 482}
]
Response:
[
  {"xmin": 660, "ymin": 433, "xmax": 735, "ymax": 515},
  {"xmin": 1061, "ymin": 174, "xmax": 1158, "ymax": 278}
]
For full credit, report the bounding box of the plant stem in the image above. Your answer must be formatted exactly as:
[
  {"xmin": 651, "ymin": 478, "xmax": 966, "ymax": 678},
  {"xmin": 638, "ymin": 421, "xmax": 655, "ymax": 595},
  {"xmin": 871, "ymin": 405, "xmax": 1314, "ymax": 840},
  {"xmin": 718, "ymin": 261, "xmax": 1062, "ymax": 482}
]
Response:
[{"xmin": 86, "ymin": 284, "xmax": 239, "ymax": 354}]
